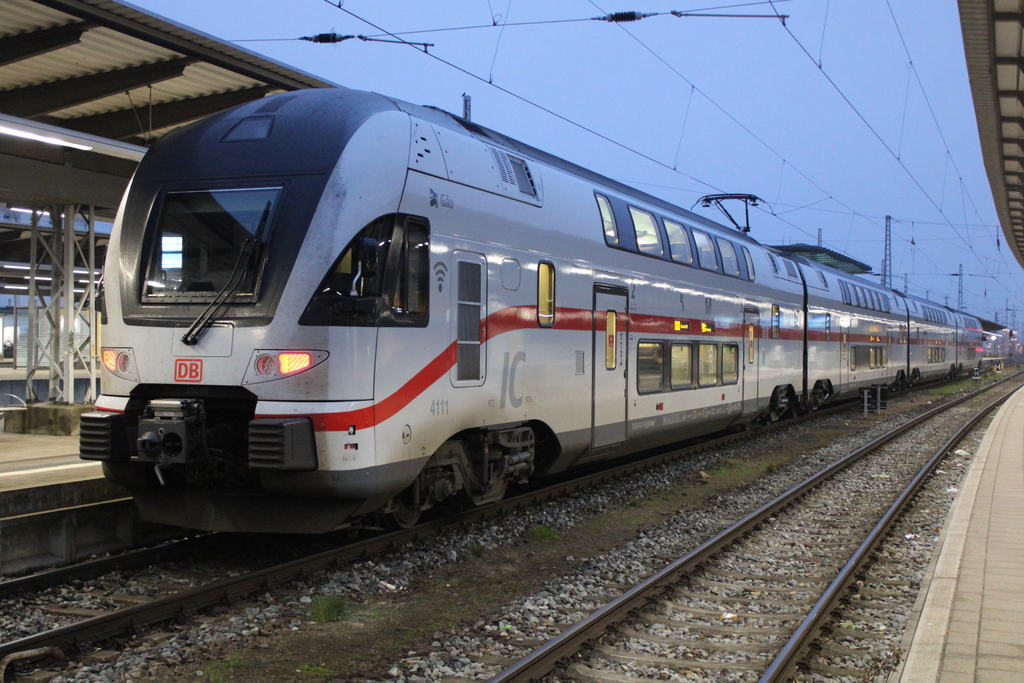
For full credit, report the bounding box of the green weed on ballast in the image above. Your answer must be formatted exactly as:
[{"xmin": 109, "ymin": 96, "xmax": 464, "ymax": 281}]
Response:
[
  {"xmin": 308, "ymin": 594, "xmax": 350, "ymax": 623},
  {"xmin": 469, "ymin": 543, "xmax": 487, "ymax": 558},
  {"xmin": 529, "ymin": 524, "xmax": 559, "ymax": 541},
  {"xmin": 201, "ymin": 654, "xmax": 244, "ymax": 683},
  {"xmin": 300, "ymin": 663, "xmax": 338, "ymax": 676}
]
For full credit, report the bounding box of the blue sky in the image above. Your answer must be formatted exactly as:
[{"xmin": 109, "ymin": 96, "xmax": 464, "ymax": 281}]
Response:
[{"xmin": 131, "ymin": 0, "xmax": 1022, "ymax": 325}]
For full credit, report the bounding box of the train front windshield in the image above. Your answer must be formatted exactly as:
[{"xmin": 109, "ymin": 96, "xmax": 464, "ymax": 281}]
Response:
[{"xmin": 143, "ymin": 187, "xmax": 282, "ymax": 301}]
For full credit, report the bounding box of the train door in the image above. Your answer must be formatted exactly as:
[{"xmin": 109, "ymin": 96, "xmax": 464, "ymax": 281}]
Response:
[
  {"xmin": 592, "ymin": 285, "xmax": 628, "ymax": 448},
  {"xmin": 838, "ymin": 317, "xmax": 849, "ymax": 393},
  {"xmin": 450, "ymin": 251, "xmax": 487, "ymax": 387},
  {"xmin": 742, "ymin": 307, "xmax": 759, "ymax": 415}
]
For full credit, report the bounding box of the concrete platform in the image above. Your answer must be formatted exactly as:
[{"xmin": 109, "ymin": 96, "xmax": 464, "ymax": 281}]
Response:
[
  {"xmin": 894, "ymin": 386, "xmax": 1024, "ymax": 682},
  {"xmin": 0, "ymin": 430, "xmax": 101, "ymax": 493}
]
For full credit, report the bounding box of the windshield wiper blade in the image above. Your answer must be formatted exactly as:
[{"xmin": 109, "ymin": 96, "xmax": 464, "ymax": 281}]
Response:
[{"xmin": 180, "ymin": 201, "xmax": 272, "ymax": 346}]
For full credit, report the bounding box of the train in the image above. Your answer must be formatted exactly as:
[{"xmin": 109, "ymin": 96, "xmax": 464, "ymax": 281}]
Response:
[{"xmin": 79, "ymin": 87, "xmax": 986, "ymax": 533}]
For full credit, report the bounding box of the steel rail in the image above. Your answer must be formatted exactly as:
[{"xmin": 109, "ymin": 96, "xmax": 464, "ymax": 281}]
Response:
[
  {"xmin": 757, "ymin": 388, "xmax": 1012, "ymax": 682},
  {"xmin": 484, "ymin": 377, "xmax": 1020, "ymax": 683},
  {"xmin": 0, "ymin": 373, "xmax": 1014, "ymax": 664}
]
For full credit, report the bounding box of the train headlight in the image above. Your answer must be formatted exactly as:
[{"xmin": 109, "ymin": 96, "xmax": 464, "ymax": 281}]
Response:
[
  {"xmin": 100, "ymin": 347, "xmax": 140, "ymax": 382},
  {"xmin": 255, "ymin": 354, "xmax": 277, "ymax": 376},
  {"xmin": 242, "ymin": 349, "xmax": 328, "ymax": 384},
  {"xmin": 116, "ymin": 352, "xmax": 132, "ymax": 374},
  {"xmin": 278, "ymin": 352, "xmax": 312, "ymax": 374}
]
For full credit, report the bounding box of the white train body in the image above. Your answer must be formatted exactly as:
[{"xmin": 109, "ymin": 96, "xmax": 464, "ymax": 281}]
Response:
[{"xmin": 81, "ymin": 88, "xmax": 980, "ymax": 533}]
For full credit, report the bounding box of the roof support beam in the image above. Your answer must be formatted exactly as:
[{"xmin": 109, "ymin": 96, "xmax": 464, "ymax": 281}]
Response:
[
  {"xmin": 0, "ymin": 57, "xmax": 195, "ymax": 118},
  {"xmin": 32, "ymin": 0, "xmax": 328, "ymax": 91},
  {"xmin": 49, "ymin": 86, "xmax": 272, "ymax": 140},
  {"xmin": 0, "ymin": 21, "xmax": 92, "ymax": 68}
]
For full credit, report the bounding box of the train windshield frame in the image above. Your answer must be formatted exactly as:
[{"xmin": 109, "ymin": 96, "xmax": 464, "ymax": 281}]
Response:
[{"xmin": 142, "ymin": 186, "xmax": 283, "ymax": 303}]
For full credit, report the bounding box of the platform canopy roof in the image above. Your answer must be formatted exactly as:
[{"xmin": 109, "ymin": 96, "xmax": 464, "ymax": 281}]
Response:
[
  {"xmin": 770, "ymin": 243, "xmax": 874, "ymax": 275},
  {"xmin": 0, "ymin": 0, "xmax": 335, "ymax": 293},
  {"xmin": 960, "ymin": 0, "xmax": 1024, "ymax": 271}
]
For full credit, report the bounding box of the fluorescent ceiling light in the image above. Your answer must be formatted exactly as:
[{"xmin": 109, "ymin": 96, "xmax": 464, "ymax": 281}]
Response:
[
  {"xmin": 0, "ymin": 124, "xmax": 93, "ymax": 151},
  {"xmin": 0, "ymin": 113, "xmax": 145, "ymax": 161}
]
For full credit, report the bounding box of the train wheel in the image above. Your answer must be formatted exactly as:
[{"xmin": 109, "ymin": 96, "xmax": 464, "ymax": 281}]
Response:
[{"xmin": 383, "ymin": 496, "xmax": 421, "ymax": 530}]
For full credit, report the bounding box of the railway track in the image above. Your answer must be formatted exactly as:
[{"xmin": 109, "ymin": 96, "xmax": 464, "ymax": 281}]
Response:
[
  {"xmin": 0, "ymin": 373, "xmax": 1014, "ymax": 678},
  {"xmin": 484, "ymin": 376, "xmax": 1019, "ymax": 683}
]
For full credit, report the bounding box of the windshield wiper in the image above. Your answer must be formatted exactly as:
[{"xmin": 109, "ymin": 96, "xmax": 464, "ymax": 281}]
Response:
[{"xmin": 180, "ymin": 200, "xmax": 272, "ymax": 346}]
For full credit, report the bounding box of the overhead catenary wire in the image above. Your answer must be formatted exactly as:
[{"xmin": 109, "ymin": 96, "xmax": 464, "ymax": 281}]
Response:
[
  {"xmin": 233, "ymin": 2, "xmax": 791, "ymax": 42},
  {"xmin": 315, "ymin": 0, "xmax": 1014, "ymax": 314},
  {"xmin": 765, "ymin": 0, "xmax": 1024, "ymax": 306},
  {"xmin": 316, "ymin": 0, "xmax": 725, "ymax": 195}
]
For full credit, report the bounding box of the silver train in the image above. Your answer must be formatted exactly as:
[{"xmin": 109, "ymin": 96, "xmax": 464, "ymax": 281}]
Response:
[{"xmin": 80, "ymin": 88, "xmax": 986, "ymax": 533}]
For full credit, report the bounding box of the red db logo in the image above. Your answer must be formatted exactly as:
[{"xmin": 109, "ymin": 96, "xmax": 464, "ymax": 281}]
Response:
[{"xmin": 174, "ymin": 358, "xmax": 203, "ymax": 382}]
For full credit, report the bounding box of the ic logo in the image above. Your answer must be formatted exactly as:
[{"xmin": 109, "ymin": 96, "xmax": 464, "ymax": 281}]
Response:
[
  {"xmin": 174, "ymin": 358, "xmax": 203, "ymax": 382},
  {"xmin": 430, "ymin": 189, "xmax": 438, "ymax": 207}
]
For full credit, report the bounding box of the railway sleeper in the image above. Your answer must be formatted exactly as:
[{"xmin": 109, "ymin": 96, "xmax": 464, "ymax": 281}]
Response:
[
  {"xmin": 671, "ymin": 588, "xmax": 813, "ymax": 607},
  {"xmin": 621, "ymin": 628, "xmax": 780, "ymax": 650},
  {"xmin": 636, "ymin": 612, "xmax": 792, "ymax": 637},
  {"xmin": 656, "ymin": 601, "xmax": 805, "ymax": 622},
  {"xmin": 593, "ymin": 648, "xmax": 770, "ymax": 670}
]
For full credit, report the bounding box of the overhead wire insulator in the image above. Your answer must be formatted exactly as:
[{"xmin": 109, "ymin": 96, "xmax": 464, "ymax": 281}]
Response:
[
  {"xmin": 300, "ymin": 33, "xmax": 355, "ymax": 43},
  {"xmin": 596, "ymin": 11, "xmax": 652, "ymax": 23}
]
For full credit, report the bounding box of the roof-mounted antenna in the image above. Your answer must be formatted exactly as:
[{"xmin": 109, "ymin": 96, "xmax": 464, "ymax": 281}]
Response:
[{"xmin": 694, "ymin": 194, "xmax": 765, "ymax": 233}]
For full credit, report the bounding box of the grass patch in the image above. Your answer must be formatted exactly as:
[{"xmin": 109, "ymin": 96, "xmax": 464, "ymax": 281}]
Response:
[
  {"xmin": 469, "ymin": 543, "xmax": 487, "ymax": 558},
  {"xmin": 308, "ymin": 594, "xmax": 350, "ymax": 623},
  {"xmin": 299, "ymin": 663, "xmax": 338, "ymax": 676},
  {"xmin": 528, "ymin": 524, "xmax": 559, "ymax": 541},
  {"xmin": 201, "ymin": 653, "xmax": 246, "ymax": 682}
]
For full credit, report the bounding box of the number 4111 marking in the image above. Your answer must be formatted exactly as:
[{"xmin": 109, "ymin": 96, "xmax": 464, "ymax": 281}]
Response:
[{"xmin": 430, "ymin": 399, "xmax": 449, "ymax": 416}]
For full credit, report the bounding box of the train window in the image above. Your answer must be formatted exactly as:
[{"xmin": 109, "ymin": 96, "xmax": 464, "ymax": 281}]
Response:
[
  {"xmin": 671, "ymin": 343, "xmax": 692, "ymax": 389},
  {"xmin": 748, "ymin": 323, "xmax": 755, "ymax": 363},
  {"xmin": 842, "ymin": 332, "xmax": 848, "ymax": 359},
  {"xmin": 605, "ymin": 311, "xmax": 617, "ymax": 370},
  {"xmin": 718, "ymin": 239, "xmax": 741, "ymax": 277},
  {"xmin": 816, "ymin": 269, "xmax": 829, "ymax": 289},
  {"xmin": 839, "ymin": 281, "xmax": 851, "ymax": 305},
  {"xmin": 870, "ymin": 347, "xmax": 879, "ymax": 369},
  {"xmin": 850, "ymin": 347, "xmax": 857, "ymax": 371},
  {"xmin": 783, "ymin": 259, "xmax": 798, "ymax": 279},
  {"xmin": 722, "ymin": 344, "xmax": 739, "ymax": 384},
  {"xmin": 692, "ymin": 230, "xmax": 719, "ymax": 272},
  {"xmin": 391, "ymin": 218, "xmax": 430, "ymax": 318},
  {"xmin": 538, "ymin": 262, "xmax": 555, "ymax": 327},
  {"xmin": 664, "ymin": 219, "xmax": 693, "ymax": 264},
  {"xmin": 771, "ymin": 304, "xmax": 781, "ymax": 339},
  {"xmin": 300, "ymin": 214, "xmax": 406, "ymax": 326},
  {"xmin": 768, "ymin": 253, "xmax": 780, "ymax": 275},
  {"xmin": 698, "ymin": 343, "xmax": 718, "ymax": 386},
  {"xmin": 742, "ymin": 247, "xmax": 755, "ymax": 281},
  {"xmin": 629, "ymin": 207, "xmax": 664, "ymax": 257},
  {"xmin": 825, "ymin": 313, "xmax": 832, "ymax": 342},
  {"xmin": 637, "ymin": 342, "xmax": 664, "ymax": 393},
  {"xmin": 144, "ymin": 186, "xmax": 282, "ymax": 300},
  {"xmin": 456, "ymin": 259, "xmax": 484, "ymax": 381},
  {"xmin": 596, "ymin": 193, "xmax": 618, "ymax": 246}
]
